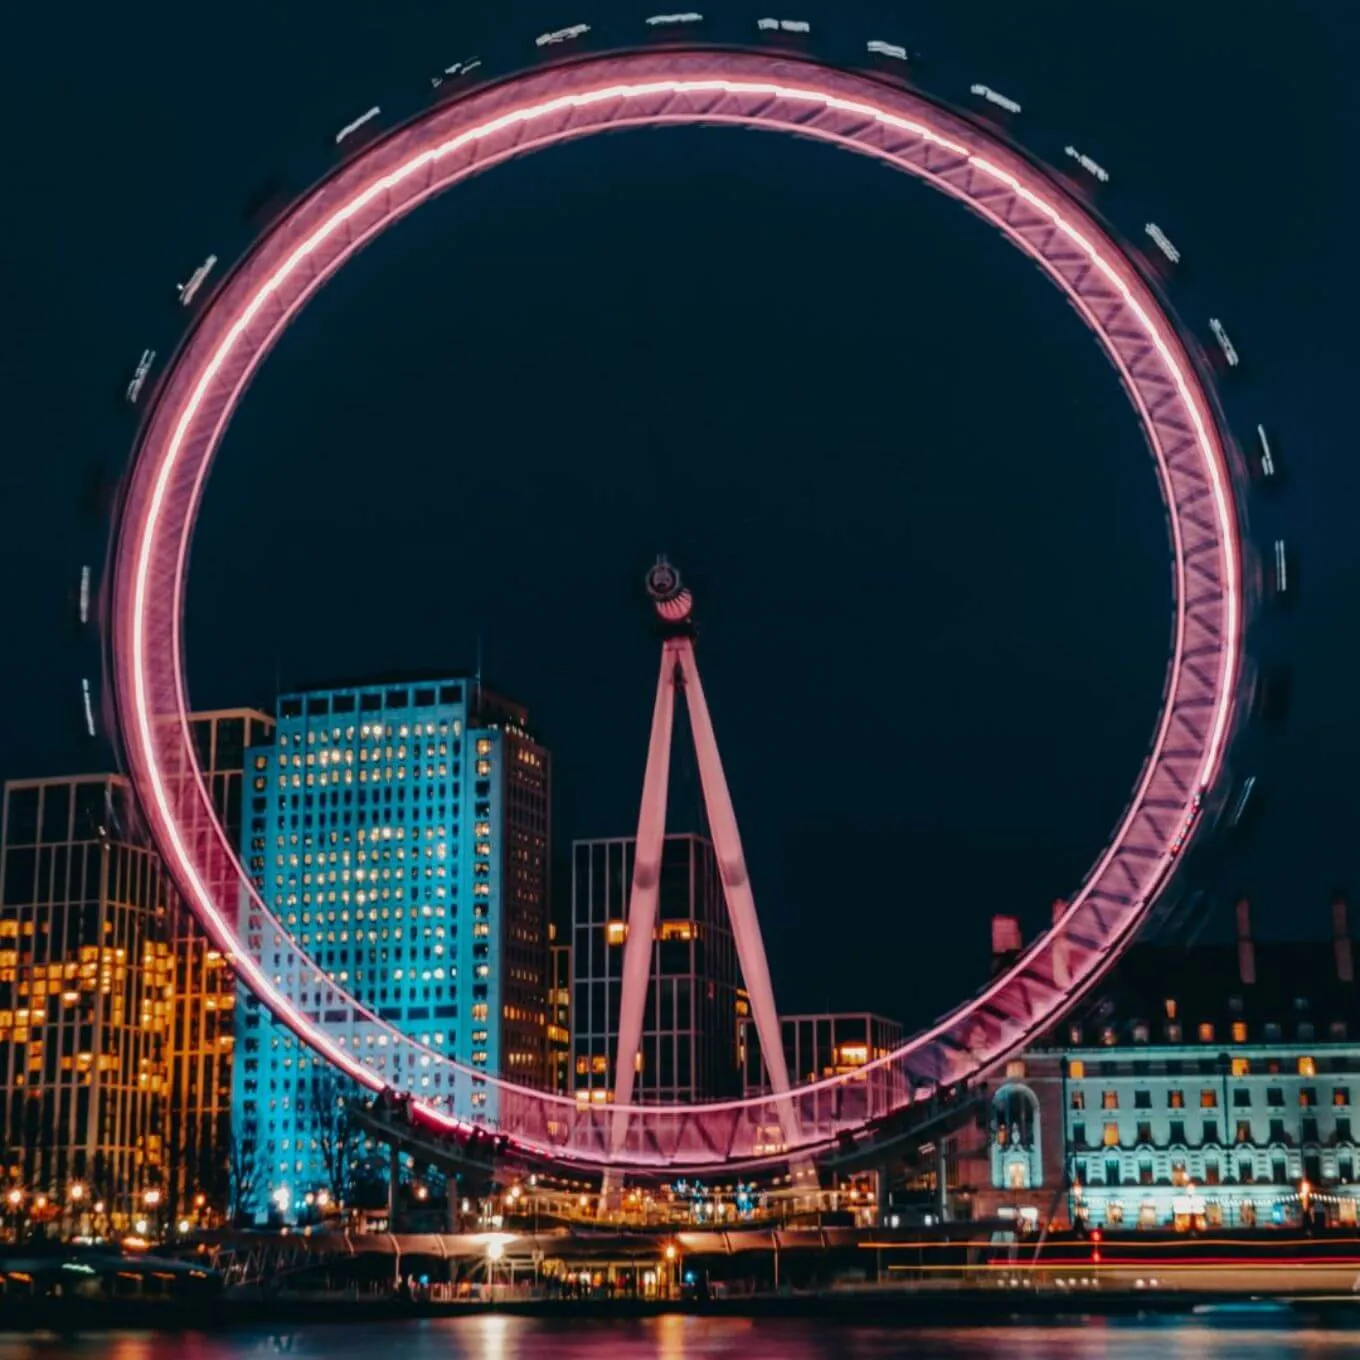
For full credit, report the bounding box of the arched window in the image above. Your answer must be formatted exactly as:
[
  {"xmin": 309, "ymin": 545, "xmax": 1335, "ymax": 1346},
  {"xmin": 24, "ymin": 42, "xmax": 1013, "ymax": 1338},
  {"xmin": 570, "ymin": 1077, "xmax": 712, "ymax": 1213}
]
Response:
[{"xmin": 990, "ymin": 1084, "xmax": 1043, "ymax": 1192}]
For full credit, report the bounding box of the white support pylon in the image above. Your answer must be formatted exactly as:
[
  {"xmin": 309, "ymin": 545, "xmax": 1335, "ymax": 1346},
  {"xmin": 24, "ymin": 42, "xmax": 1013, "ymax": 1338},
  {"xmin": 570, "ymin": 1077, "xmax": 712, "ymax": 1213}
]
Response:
[{"xmin": 606, "ymin": 559, "xmax": 808, "ymax": 1197}]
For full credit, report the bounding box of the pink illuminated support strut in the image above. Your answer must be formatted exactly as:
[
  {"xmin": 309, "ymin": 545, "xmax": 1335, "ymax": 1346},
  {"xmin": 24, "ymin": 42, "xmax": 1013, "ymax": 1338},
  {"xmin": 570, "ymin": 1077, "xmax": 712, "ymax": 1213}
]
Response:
[
  {"xmin": 609, "ymin": 561, "xmax": 805, "ymax": 1180},
  {"xmin": 108, "ymin": 47, "xmax": 1246, "ymax": 1173},
  {"xmin": 609, "ymin": 641, "xmax": 680, "ymax": 1133},
  {"xmin": 675, "ymin": 637, "xmax": 811, "ymax": 1178}
]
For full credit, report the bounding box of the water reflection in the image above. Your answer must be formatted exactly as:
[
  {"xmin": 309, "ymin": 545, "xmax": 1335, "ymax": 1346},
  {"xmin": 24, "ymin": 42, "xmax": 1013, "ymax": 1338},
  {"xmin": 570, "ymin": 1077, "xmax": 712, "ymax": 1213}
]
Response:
[{"xmin": 1, "ymin": 1322, "xmax": 1359, "ymax": 1359}]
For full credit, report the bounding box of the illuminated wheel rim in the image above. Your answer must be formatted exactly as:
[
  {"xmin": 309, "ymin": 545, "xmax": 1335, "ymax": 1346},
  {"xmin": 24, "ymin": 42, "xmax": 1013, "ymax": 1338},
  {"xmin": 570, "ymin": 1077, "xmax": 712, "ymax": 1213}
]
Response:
[{"xmin": 111, "ymin": 49, "xmax": 1242, "ymax": 1171}]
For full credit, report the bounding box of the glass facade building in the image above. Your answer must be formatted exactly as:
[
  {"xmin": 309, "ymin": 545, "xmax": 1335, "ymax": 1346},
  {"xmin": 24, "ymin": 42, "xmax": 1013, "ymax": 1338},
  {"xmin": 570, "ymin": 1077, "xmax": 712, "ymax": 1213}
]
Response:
[
  {"xmin": 232, "ymin": 676, "xmax": 549, "ymax": 1221},
  {"xmin": 0, "ymin": 709, "xmax": 269, "ymax": 1230},
  {"xmin": 0, "ymin": 775, "xmax": 171, "ymax": 1227},
  {"xmin": 570, "ymin": 833, "xmax": 740, "ymax": 1104}
]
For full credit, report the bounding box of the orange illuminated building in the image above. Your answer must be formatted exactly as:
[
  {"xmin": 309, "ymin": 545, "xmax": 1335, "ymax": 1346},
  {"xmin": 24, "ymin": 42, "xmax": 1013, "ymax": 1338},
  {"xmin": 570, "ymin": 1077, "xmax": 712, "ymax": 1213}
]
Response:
[
  {"xmin": 0, "ymin": 709, "xmax": 272, "ymax": 1229},
  {"xmin": 0, "ymin": 774, "xmax": 175, "ymax": 1227}
]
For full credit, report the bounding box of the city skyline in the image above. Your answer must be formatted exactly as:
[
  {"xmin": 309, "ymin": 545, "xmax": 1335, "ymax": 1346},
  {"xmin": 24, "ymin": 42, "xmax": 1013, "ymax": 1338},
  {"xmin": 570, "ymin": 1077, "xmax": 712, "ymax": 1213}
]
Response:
[
  {"xmin": 0, "ymin": 0, "xmax": 1354, "ymax": 1201},
  {"xmin": 0, "ymin": 1, "xmax": 1353, "ymax": 1042},
  {"xmin": 7, "ymin": 5, "xmax": 1360, "ymax": 1343}
]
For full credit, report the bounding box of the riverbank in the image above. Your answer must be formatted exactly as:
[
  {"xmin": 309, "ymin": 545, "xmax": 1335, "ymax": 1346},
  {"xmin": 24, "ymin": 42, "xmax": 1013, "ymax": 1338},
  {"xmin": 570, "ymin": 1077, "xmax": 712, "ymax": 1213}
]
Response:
[{"xmin": 4, "ymin": 1288, "xmax": 1360, "ymax": 1333}]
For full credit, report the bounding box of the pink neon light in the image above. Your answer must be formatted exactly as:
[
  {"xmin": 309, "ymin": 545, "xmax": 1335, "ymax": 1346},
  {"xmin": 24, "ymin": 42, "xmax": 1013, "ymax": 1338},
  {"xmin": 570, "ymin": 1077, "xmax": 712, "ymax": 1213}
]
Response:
[
  {"xmin": 111, "ymin": 51, "xmax": 1241, "ymax": 1167},
  {"xmin": 611, "ymin": 642, "xmax": 680, "ymax": 1120}
]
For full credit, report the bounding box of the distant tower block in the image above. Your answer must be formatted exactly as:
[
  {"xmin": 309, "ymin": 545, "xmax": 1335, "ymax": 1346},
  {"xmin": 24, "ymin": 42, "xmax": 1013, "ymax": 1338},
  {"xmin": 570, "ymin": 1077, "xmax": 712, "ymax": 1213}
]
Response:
[{"xmin": 610, "ymin": 558, "xmax": 807, "ymax": 1180}]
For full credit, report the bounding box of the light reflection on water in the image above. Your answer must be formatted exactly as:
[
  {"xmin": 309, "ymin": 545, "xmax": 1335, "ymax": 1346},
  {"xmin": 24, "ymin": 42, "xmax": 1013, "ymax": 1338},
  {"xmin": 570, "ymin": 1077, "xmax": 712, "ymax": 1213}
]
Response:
[{"xmin": 1, "ymin": 1320, "xmax": 1359, "ymax": 1360}]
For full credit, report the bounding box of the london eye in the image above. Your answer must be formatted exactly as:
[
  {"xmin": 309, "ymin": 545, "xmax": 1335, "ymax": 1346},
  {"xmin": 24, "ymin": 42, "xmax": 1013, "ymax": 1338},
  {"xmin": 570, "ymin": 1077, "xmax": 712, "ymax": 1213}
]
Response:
[{"xmin": 106, "ymin": 45, "xmax": 1247, "ymax": 1174}]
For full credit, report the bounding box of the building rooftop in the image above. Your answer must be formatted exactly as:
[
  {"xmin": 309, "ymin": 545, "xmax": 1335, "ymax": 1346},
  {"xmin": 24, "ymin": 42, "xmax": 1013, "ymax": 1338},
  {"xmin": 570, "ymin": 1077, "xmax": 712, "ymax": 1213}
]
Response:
[{"xmin": 1046, "ymin": 899, "xmax": 1359, "ymax": 1050}]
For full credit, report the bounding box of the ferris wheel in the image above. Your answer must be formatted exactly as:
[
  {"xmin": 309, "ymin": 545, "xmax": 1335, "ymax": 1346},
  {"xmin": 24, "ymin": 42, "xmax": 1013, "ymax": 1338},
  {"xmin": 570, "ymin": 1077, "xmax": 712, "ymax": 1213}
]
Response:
[{"xmin": 107, "ymin": 46, "xmax": 1248, "ymax": 1174}]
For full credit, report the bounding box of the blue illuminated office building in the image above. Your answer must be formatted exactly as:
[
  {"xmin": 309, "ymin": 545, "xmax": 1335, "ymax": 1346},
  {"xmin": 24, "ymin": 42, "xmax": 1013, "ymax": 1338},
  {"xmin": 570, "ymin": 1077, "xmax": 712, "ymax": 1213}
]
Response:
[{"xmin": 232, "ymin": 676, "xmax": 550, "ymax": 1221}]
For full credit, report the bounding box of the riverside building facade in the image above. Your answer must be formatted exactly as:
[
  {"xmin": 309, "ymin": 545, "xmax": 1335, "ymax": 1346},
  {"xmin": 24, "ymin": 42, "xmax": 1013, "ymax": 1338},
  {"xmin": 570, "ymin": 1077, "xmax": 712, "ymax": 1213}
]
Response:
[
  {"xmin": 968, "ymin": 899, "xmax": 1360, "ymax": 1231},
  {"xmin": 0, "ymin": 708, "xmax": 271, "ymax": 1230}
]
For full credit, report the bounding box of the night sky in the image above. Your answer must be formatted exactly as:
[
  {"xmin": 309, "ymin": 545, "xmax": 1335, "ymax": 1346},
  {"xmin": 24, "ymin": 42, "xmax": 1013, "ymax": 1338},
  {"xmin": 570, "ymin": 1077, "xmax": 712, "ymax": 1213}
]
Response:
[{"xmin": 1, "ymin": 2, "xmax": 1355, "ymax": 1032}]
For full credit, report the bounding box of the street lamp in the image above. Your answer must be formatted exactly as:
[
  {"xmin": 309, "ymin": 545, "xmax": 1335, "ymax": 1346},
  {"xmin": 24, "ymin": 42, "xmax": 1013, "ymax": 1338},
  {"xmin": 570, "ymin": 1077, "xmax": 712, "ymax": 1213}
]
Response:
[{"xmin": 69, "ymin": 1182, "xmax": 86, "ymax": 1203}]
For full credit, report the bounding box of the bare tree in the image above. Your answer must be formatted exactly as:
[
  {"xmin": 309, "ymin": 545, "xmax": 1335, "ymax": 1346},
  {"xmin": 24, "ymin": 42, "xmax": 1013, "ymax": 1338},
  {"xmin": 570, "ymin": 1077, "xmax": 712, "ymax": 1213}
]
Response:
[{"xmin": 311, "ymin": 1072, "xmax": 355, "ymax": 1208}]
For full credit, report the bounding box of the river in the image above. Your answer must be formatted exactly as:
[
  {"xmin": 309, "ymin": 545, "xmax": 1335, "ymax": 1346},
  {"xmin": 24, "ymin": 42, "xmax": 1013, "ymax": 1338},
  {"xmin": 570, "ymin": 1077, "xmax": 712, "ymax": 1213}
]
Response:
[{"xmin": 2, "ymin": 1319, "xmax": 1359, "ymax": 1358}]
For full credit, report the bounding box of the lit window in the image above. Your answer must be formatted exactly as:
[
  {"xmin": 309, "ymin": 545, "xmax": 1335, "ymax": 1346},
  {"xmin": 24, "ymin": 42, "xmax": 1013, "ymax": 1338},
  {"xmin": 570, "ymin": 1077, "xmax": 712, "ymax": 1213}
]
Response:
[
  {"xmin": 1198, "ymin": 1023, "xmax": 1215, "ymax": 1043},
  {"xmin": 1299, "ymin": 1056, "xmax": 1317, "ymax": 1077},
  {"xmin": 1231, "ymin": 1021, "xmax": 1248, "ymax": 1043},
  {"xmin": 1231, "ymin": 1057, "xmax": 1250, "ymax": 1077},
  {"xmin": 1005, "ymin": 1060, "xmax": 1026, "ymax": 1080},
  {"xmin": 605, "ymin": 921, "xmax": 628, "ymax": 946},
  {"xmin": 1102, "ymin": 1123, "xmax": 1120, "ymax": 1147},
  {"xmin": 1068, "ymin": 1060, "xmax": 1085, "ymax": 1080},
  {"xmin": 1200, "ymin": 1089, "xmax": 1218, "ymax": 1108},
  {"xmin": 1102, "ymin": 1090, "xmax": 1119, "ymax": 1110}
]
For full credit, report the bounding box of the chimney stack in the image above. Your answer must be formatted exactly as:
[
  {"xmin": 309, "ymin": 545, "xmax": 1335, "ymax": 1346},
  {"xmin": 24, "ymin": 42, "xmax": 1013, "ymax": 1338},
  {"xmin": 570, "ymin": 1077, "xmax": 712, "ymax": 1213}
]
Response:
[
  {"xmin": 991, "ymin": 915, "xmax": 1022, "ymax": 975},
  {"xmin": 1235, "ymin": 897, "xmax": 1256, "ymax": 985},
  {"xmin": 1333, "ymin": 891, "xmax": 1354, "ymax": 984}
]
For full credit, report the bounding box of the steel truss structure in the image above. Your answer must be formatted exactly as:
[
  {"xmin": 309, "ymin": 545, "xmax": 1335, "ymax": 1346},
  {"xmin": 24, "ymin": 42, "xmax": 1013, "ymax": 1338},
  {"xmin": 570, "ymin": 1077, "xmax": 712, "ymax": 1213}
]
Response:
[
  {"xmin": 109, "ymin": 48, "xmax": 1243, "ymax": 1173},
  {"xmin": 609, "ymin": 571, "xmax": 804, "ymax": 1181}
]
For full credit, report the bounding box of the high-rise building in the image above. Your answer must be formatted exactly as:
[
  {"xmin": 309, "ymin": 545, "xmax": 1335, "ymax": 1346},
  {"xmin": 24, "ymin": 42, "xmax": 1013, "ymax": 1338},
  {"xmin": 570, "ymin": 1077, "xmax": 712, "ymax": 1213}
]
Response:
[
  {"xmin": 0, "ymin": 775, "xmax": 174, "ymax": 1227},
  {"xmin": 548, "ymin": 922, "xmax": 572, "ymax": 1096},
  {"xmin": 233, "ymin": 675, "xmax": 550, "ymax": 1219},
  {"xmin": 166, "ymin": 709, "xmax": 274, "ymax": 1218},
  {"xmin": 0, "ymin": 709, "xmax": 273, "ymax": 1229},
  {"xmin": 571, "ymin": 833, "xmax": 741, "ymax": 1104}
]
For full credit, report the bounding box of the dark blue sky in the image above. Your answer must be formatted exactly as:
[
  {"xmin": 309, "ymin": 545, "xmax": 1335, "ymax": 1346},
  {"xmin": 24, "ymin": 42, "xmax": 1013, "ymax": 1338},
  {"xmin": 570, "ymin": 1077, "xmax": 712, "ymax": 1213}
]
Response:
[{"xmin": 1, "ymin": 1, "xmax": 1354, "ymax": 1028}]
